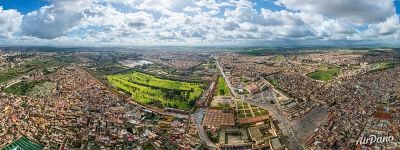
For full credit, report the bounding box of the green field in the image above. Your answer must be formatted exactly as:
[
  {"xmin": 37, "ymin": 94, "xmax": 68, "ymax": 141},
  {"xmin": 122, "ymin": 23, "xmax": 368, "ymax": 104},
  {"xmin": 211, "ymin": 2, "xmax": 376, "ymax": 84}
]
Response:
[
  {"xmin": 3, "ymin": 81, "xmax": 38, "ymax": 96},
  {"xmin": 0, "ymin": 61, "xmax": 42, "ymax": 84},
  {"xmin": 370, "ymin": 61, "xmax": 399, "ymax": 72},
  {"xmin": 143, "ymin": 143, "xmax": 156, "ymax": 150},
  {"xmin": 217, "ymin": 76, "xmax": 230, "ymax": 96},
  {"xmin": 307, "ymin": 68, "xmax": 340, "ymax": 81},
  {"xmin": 0, "ymin": 59, "xmax": 69, "ymax": 84},
  {"xmin": 3, "ymin": 80, "xmax": 55, "ymax": 98},
  {"xmin": 266, "ymin": 77, "xmax": 279, "ymax": 87},
  {"xmin": 107, "ymin": 71, "xmax": 204, "ymax": 110}
]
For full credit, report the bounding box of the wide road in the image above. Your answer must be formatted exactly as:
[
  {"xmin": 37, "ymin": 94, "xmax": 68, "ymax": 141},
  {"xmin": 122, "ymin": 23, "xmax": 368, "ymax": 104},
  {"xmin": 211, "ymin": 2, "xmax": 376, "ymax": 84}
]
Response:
[{"xmin": 192, "ymin": 108, "xmax": 217, "ymax": 149}]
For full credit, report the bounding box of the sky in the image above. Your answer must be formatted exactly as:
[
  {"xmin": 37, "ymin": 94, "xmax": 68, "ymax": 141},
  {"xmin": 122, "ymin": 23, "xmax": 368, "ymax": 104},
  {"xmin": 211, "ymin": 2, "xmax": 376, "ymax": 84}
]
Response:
[{"xmin": 0, "ymin": 0, "xmax": 399, "ymax": 47}]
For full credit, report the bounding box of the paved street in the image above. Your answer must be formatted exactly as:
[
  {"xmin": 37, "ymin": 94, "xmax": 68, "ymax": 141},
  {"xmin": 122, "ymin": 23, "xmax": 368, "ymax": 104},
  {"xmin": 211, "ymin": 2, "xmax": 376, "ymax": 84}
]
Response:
[{"xmin": 192, "ymin": 108, "xmax": 216, "ymax": 149}]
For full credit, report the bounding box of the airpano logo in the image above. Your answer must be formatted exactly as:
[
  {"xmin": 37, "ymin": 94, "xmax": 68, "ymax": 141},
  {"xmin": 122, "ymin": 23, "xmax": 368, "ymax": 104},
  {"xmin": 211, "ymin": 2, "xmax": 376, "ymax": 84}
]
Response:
[{"xmin": 356, "ymin": 135, "xmax": 394, "ymax": 145}]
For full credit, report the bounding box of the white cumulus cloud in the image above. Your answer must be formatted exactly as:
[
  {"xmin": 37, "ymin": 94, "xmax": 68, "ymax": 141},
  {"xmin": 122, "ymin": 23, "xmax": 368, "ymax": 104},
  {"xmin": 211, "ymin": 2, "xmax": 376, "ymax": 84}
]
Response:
[
  {"xmin": 1, "ymin": 0, "xmax": 399, "ymax": 46},
  {"xmin": 0, "ymin": 6, "xmax": 22, "ymax": 38},
  {"xmin": 276, "ymin": 0, "xmax": 395, "ymax": 24},
  {"xmin": 21, "ymin": 0, "xmax": 93, "ymax": 39}
]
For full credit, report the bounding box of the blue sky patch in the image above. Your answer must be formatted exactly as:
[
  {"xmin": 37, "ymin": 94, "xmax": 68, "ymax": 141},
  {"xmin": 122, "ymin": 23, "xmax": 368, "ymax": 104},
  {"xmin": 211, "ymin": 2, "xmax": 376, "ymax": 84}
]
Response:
[{"xmin": 0, "ymin": 0, "xmax": 48, "ymax": 14}]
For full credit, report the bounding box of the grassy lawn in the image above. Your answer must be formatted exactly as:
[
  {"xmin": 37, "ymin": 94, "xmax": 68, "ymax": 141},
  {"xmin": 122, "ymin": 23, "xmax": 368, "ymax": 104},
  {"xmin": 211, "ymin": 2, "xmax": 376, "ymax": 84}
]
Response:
[
  {"xmin": 270, "ymin": 55, "xmax": 285, "ymax": 61},
  {"xmin": 260, "ymin": 109, "xmax": 268, "ymax": 115},
  {"xmin": 240, "ymin": 76, "xmax": 250, "ymax": 83},
  {"xmin": 107, "ymin": 71, "xmax": 204, "ymax": 110},
  {"xmin": 238, "ymin": 114, "xmax": 246, "ymax": 118},
  {"xmin": 143, "ymin": 143, "xmax": 156, "ymax": 150},
  {"xmin": 243, "ymin": 104, "xmax": 249, "ymax": 109},
  {"xmin": 306, "ymin": 67, "xmax": 340, "ymax": 81},
  {"xmin": 237, "ymin": 101, "xmax": 243, "ymax": 105},
  {"xmin": 217, "ymin": 76, "xmax": 230, "ymax": 96},
  {"xmin": 217, "ymin": 103, "xmax": 230, "ymax": 111},
  {"xmin": 267, "ymin": 78, "xmax": 279, "ymax": 87}
]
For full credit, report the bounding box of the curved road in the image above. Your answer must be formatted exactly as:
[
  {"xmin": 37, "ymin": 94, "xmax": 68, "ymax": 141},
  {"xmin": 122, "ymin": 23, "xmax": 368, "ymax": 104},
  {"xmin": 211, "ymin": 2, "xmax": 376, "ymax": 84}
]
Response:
[{"xmin": 192, "ymin": 108, "xmax": 217, "ymax": 148}]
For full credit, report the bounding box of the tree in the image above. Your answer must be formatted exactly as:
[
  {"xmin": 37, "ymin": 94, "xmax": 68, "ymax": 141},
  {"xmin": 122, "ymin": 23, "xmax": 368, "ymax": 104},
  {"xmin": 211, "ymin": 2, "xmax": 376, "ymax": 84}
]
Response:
[
  {"xmin": 189, "ymin": 100, "xmax": 196, "ymax": 107},
  {"xmin": 220, "ymin": 89, "xmax": 225, "ymax": 95}
]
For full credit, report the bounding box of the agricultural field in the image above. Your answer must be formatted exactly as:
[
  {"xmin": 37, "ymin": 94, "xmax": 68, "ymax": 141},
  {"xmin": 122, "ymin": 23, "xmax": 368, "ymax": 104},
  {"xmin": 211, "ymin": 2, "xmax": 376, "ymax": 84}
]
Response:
[
  {"xmin": 306, "ymin": 67, "xmax": 340, "ymax": 81},
  {"xmin": 107, "ymin": 71, "xmax": 204, "ymax": 110},
  {"xmin": 236, "ymin": 100, "xmax": 268, "ymax": 118},
  {"xmin": 217, "ymin": 76, "xmax": 230, "ymax": 96}
]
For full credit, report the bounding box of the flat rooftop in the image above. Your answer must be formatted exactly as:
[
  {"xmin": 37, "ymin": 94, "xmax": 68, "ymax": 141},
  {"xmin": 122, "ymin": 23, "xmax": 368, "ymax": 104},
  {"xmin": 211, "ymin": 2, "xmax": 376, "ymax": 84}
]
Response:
[{"xmin": 203, "ymin": 109, "xmax": 235, "ymax": 128}]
